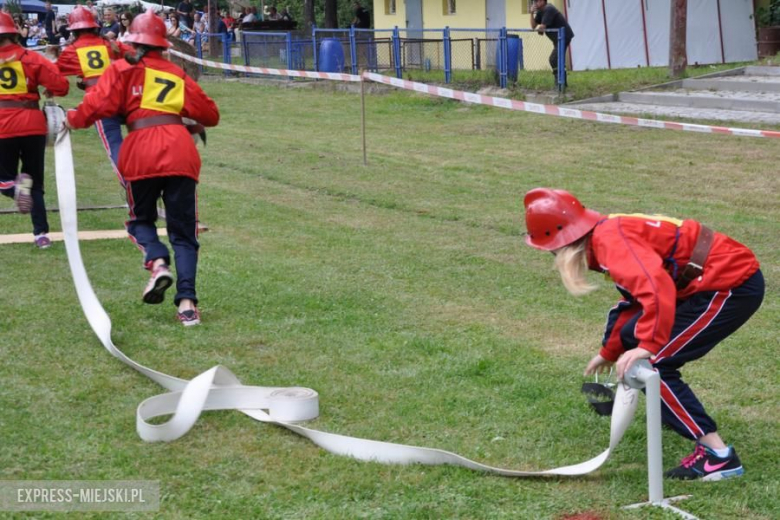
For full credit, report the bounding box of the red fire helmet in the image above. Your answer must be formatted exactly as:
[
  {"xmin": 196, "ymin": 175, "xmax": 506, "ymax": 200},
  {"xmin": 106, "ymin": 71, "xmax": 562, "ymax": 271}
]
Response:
[
  {"xmin": 523, "ymin": 188, "xmax": 602, "ymax": 251},
  {"xmin": 125, "ymin": 8, "xmax": 170, "ymax": 48},
  {"xmin": 68, "ymin": 6, "xmax": 99, "ymax": 31},
  {"xmin": 0, "ymin": 12, "xmax": 19, "ymax": 35}
]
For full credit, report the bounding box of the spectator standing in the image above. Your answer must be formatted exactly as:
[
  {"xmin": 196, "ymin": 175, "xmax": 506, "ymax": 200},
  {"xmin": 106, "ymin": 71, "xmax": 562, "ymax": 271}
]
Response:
[
  {"xmin": 65, "ymin": 9, "xmax": 220, "ymax": 325},
  {"xmin": 13, "ymin": 14, "xmax": 28, "ymax": 47},
  {"xmin": 43, "ymin": 1, "xmax": 56, "ymax": 42},
  {"xmin": 351, "ymin": 1, "xmax": 370, "ymax": 28},
  {"xmin": 176, "ymin": 0, "xmax": 193, "ymax": 29},
  {"xmin": 266, "ymin": 6, "xmax": 281, "ymax": 21},
  {"xmin": 101, "ymin": 9, "xmax": 120, "ymax": 39},
  {"xmin": 0, "ymin": 11, "xmax": 69, "ymax": 248},
  {"xmin": 530, "ymin": 0, "xmax": 574, "ymax": 83}
]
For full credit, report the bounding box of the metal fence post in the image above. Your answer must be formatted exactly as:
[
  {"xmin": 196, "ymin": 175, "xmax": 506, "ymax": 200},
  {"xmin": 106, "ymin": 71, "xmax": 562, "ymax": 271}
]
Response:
[
  {"xmin": 393, "ymin": 26, "xmax": 402, "ymax": 78},
  {"xmin": 286, "ymin": 32, "xmax": 293, "ymax": 70},
  {"xmin": 349, "ymin": 25, "xmax": 358, "ymax": 75},
  {"xmin": 518, "ymin": 37, "xmax": 524, "ymax": 71},
  {"xmin": 195, "ymin": 33, "xmax": 203, "ymax": 74},
  {"xmin": 443, "ymin": 26, "xmax": 451, "ymax": 84},
  {"xmin": 242, "ymin": 32, "xmax": 250, "ymax": 67},
  {"xmin": 498, "ymin": 27, "xmax": 507, "ymax": 89},
  {"xmin": 312, "ymin": 24, "xmax": 318, "ymax": 72},
  {"xmin": 222, "ymin": 32, "xmax": 231, "ymax": 76},
  {"xmin": 557, "ymin": 28, "xmax": 566, "ymax": 90}
]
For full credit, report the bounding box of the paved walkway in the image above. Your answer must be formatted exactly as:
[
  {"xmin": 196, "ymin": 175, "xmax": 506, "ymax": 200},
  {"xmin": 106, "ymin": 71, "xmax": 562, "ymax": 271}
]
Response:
[{"xmin": 568, "ymin": 66, "xmax": 780, "ymax": 126}]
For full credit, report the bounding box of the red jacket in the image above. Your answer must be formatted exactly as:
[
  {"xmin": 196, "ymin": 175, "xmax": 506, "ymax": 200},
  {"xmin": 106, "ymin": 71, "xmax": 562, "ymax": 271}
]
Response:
[
  {"xmin": 0, "ymin": 43, "xmax": 69, "ymax": 139},
  {"xmin": 67, "ymin": 51, "xmax": 219, "ymax": 182},
  {"xmin": 587, "ymin": 214, "xmax": 759, "ymax": 361},
  {"xmin": 56, "ymin": 33, "xmax": 132, "ymax": 89}
]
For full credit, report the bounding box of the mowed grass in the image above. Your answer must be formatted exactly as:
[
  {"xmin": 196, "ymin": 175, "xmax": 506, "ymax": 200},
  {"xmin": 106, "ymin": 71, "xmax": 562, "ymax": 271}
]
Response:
[{"xmin": 0, "ymin": 77, "xmax": 777, "ymax": 519}]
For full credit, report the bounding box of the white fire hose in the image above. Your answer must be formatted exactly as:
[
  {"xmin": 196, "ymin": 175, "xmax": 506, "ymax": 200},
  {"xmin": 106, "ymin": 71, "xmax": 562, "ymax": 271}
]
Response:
[{"xmin": 50, "ymin": 119, "xmax": 642, "ymax": 477}]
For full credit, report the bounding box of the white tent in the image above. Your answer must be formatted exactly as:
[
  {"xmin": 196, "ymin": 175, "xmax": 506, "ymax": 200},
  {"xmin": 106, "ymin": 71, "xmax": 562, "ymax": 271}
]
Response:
[
  {"xmin": 564, "ymin": 0, "xmax": 757, "ymax": 71},
  {"xmin": 95, "ymin": 0, "xmax": 173, "ymax": 13}
]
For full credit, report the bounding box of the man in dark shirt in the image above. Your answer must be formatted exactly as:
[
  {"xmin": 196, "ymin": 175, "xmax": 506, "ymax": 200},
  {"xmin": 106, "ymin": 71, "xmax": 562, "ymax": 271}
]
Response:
[
  {"xmin": 100, "ymin": 8, "xmax": 120, "ymax": 38},
  {"xmin": 177, "ymin": 0, "xmax": 194, "ymax": 28},
  {"xmin": 351, "ymin": 1, "xmax": 370, "ymax": 29},
  {"xmin": 530, "ymin": 0, "xmax": 574, "ymax": 83},
  {"xmin": 43, "ymin": 1, "xmax": 56, "ymax": 42}
]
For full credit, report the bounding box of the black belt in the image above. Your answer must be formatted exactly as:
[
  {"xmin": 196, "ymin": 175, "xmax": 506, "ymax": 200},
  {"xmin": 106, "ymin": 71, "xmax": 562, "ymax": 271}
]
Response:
[{"xmin": 0, "ymin": 99, "xmax": 39, "ymax": 109}]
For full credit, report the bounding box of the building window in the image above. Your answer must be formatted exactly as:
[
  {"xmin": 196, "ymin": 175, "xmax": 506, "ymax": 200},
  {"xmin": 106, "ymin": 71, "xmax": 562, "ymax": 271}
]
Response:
[
  {"xmin": 385, "ymin": 0, "xmax": 396, "ymax": 15},
  {"xmin": 443, "ymin": 0, "xmax": 456, "ymax": 15}
]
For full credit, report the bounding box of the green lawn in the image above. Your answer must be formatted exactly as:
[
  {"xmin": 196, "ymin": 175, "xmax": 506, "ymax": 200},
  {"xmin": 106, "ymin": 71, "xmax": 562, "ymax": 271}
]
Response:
[{"xmin": 0, "ymin": 78, "xmax": 777, "ymax": 519}]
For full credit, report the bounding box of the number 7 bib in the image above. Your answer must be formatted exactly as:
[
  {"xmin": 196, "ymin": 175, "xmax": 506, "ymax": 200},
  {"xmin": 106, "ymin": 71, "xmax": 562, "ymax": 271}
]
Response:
[{"xmin": 140, "ymin": 68, "xmax": 184, "ymax": 114}]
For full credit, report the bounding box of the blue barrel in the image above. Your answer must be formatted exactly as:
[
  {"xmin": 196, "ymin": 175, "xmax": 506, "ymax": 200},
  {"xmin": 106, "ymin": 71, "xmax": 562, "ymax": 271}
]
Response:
[
  {"xmin": 496, "ymin": 35, "xmax": 521, "ymax": 82},
  {"xmin": 318, "ymin": 38, "xmax": 345, "ymax": 72}
]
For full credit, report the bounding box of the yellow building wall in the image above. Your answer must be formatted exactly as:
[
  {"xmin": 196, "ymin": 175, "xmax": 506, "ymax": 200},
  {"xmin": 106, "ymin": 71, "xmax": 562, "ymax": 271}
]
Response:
[
  {"xmin": 371, "ymin": 0, "xmax": 565, "ymax": 72},
  {"xmin": 373, "ymin": 0, "xmax": 566, "ymax": 31}
]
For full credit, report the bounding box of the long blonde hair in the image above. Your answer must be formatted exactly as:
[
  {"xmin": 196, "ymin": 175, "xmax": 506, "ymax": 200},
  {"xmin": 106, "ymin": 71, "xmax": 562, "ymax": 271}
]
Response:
[{"xmin": 553, "ymin": 237, "xmax": 597, "ymax": 296}]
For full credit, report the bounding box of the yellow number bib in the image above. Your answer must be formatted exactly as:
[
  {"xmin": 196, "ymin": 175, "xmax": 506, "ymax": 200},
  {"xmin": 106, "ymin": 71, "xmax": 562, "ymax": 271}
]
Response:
[
  {"xmin": 609, "ymin": 213, "xmax": 684, "ymax": 227},
  {"xmin": 140, "ymin": 68, "xmax": 184, "ymax": 114},
  {"xmin": 0, "ymin": 61, "xmax": 27, "ymax": 95},
  {"xmin": 76, "ymin": 46, "xmax": 110, "ymax": 78}
]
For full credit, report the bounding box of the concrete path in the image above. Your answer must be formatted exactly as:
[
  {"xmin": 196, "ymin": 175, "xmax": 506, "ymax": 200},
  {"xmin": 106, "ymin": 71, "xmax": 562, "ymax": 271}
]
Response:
[{"xmin": 567, "ymin": 66, "xmax": 780, "ymax": 126}]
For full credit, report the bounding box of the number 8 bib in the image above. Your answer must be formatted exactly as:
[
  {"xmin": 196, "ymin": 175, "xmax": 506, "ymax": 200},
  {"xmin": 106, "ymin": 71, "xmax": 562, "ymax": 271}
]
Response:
[
  {"xmin": 140, "ymin": 68, "xmax": 184, "ymax": 114},
  {"xmin": 76, "ymin": 46, "xmax": 110, "ymax": 78}
]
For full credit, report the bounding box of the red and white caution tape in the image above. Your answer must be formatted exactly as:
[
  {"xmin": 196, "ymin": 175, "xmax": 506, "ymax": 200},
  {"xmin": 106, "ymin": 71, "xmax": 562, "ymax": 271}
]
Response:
[
  {"xmin": 54, "ymin": 126, "xmax": 643, "ymax": 477},
  {"xmin": 167, "ymin": 48, "xmax": 361, "ymax": 82},
  {"xmin": 167, "ymin": 49, "xmax": 780, "ymax": 138},
  {"xmin": 362, "ymin": 72, "xmax": 780, "ymax": 139}
]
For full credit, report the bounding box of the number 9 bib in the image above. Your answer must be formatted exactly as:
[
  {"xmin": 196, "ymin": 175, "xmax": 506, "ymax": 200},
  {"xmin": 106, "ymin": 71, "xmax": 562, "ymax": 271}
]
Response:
[
  {"xmin": 140, "ymin": 68, "xmax": 184, "ymax": 114},
  {"xmin": 0, "ymin": 62, "xmax": 27, "ymax": 95}
]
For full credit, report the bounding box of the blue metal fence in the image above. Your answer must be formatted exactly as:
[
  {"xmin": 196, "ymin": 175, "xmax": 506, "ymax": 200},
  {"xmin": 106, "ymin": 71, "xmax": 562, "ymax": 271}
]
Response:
[{"xmin": 192, "ymin": 26, "xmax": 567, "ymax": 90}]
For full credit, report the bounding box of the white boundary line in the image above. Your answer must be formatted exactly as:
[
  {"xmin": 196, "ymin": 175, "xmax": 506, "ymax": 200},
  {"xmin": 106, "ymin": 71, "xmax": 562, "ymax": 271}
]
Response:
[{"xmin": 168, "ymin": 49, "xmax": 780, "ymax": 139}]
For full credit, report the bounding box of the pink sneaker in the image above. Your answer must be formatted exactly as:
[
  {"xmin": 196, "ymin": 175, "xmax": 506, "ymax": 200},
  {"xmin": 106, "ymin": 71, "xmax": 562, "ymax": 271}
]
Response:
[
  {"xmin": 177, "ymin": 308, "xmax": 201, "ymax": 327},
  {"xmin": 15, "ymin": 173, "xmax": 33, "ymax": 214},
  {"xmin": 34, "ymin": 234, "xmax": 52, "ymax": 249},
  {"xmin": 142, "ymin": 264, "xmax": 173, "ymax": 304}
]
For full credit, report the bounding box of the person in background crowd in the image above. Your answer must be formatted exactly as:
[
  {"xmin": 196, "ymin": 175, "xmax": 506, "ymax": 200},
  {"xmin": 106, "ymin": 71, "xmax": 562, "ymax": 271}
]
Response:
[
  {"xmin": 351, "ymin": 1, "xmax": 370, "ymax": 28},
  {"xmin": 192, "ymin": 12, "xmax": 205, "ymax": 34},
  {"xmin": 13, "ymin": 14, "xmax": 28, "ymax": 47},
  {"xmin": 43, "ymin": 0, "xmax": 56, "ymax": 42},
  {"xmin": 117, "ymin": 11, "xmax": 134, "ymax": 43},
  {"xmin": 176, "ymin": 0, "xmax": 193, "ymax": 28},
  {"xmin": 266, "ymin": 6, "xmax": 281, "ymax": 21},
  {"xmin": 56, "ymin": 6, "xmax": 131, "ymax": 177},
  {"xmin": 55, "ymin": 15, "xmax": 69, "ymax": 44},
  {"xmin": 65, "ymin": 9, "xmax": 220, "ymax": 326},
  {"xmin": 0, "ymin": 11, "xmax": 69, "ymax": 248},
  {"xmin": 166, "ymin": 13, "xmax": 181, "ymax": 38},
  {"xmin": 523, "ymin": 188, "xmax": 764, "ymax": 480},
  {"xmin": 100, "ymin": 8, "xmax": 119, "ymax": 39},
  {"xmin": 221, "ymin": 10, "xmax": 235, "ymax": 31},
  {"xmin": 242, "ymin": 6, "xmax": 258, "ymax": 24},
  {"xmin": 280, "ymin": 7, "xmax": 293, "ymax": 21},
  {"xmin": 530, "ymin": 0, "xmax": 574, "ymax": 84},
  {"xmin": 85, "ymin": 0, "xmax": 99, "ymax": 18}
]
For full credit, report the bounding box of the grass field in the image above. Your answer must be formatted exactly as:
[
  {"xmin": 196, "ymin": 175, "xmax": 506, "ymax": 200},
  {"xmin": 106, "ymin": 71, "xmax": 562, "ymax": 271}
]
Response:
[{"xmin": 0, "ymin": 76, "xmax": 777, "ymax": 519}]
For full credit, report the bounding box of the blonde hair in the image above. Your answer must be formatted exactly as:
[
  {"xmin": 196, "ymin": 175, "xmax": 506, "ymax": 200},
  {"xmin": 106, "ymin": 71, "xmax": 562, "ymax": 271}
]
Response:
[{"xmin": 553, "ymin": 238, "xmax": 597, "ymax": 296}]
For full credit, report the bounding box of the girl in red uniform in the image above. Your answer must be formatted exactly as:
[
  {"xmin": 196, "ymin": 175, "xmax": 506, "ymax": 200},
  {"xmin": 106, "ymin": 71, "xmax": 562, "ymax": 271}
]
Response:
[
  {"xmin": 523, "ymin": 188, "xmax": 764, "ymax": 481},
  {"xmin": 0, "ymin": 12, "xmax": 69, "ymax": 248},
  {"xmin": 65, "ymin": 9, "xmax": 219, "ymax": 326},
  {"xmin": 56, "ymin": 6, "xmax": 132, "ymax": 182}
]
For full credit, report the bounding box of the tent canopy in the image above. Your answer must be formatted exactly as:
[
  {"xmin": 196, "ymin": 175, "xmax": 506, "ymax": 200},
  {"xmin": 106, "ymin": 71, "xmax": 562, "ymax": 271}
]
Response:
[
  {"xmin": 0, "ymin": 0, "xmax": 48, "ymax": 14},
  {"xmin": 95, "ymin": 0, "xmax": 173, "ymax": 13}
]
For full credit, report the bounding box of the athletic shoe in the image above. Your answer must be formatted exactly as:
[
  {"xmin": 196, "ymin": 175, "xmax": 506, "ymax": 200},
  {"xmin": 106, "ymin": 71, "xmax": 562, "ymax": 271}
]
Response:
[
  {"xmin": 142, "ymin": 264, "xmax": 173, "ymax": 304},
  {"xmin": 665, "ymin": 443, "xmax": 744, "ymax": 481},
  {"xmin": 34, "ymin": 234, "xmax": 52, "ymax": 249},
  {"xmin": 15, "ymin": 173, "xmax": 33, "ymax": 214},
  {"xmin": 177, "ymin": 308, "xmax": 200, "ymax": 327}
]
